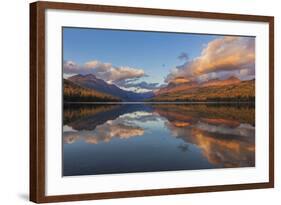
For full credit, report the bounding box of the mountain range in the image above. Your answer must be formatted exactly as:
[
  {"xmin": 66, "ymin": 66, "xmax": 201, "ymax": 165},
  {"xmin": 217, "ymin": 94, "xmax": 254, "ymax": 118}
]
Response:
[
  {"xmin": 64, "ymin": 74, "xmax": 255, "ymax": 102},
  {"xmin": 64, "ymin": 78, "xmax": 120, "ymax": 102},
  {"xmin": 153, "ymin": 76, "xmax": 255, "ymax": 102},
  {"xmin": 66, "ymin": 74, "xmax": 154, "ymax": 102}
]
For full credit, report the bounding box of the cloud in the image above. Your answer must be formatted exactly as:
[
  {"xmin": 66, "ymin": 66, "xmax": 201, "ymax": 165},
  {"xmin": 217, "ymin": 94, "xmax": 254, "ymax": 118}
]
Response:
[
  {"xmin": 63, "ymin": 61, "xmax": 80, "ymax": 73},
  {"xmin": 177, "ymin": 52, "xmax": 189, "ymax": 61},
  {"xmin": 64, "ymin": 123, "xmax": 144, "ymax": 144},
  {"xmin": 64, "ymin": 60, "xmax": 145, "ymax": 84},
  {"xmin": 166, "ymin": 120, "xmax": 255, "ymax": 167},
  {"xmin": 166, "ymin": 36, "xmax": 255, "ymax": 82},
  {"xmin": 116, "ymin": 80, "xmax": 165, "ymax": 93},
  {"xmin": 63, "ymin": 111, "xmax": 146, "ymax": 144},
  {"xmin": 122, "ymin": 81, "xmax": 160, "ymax": 90},
  {"xmin": 169, "ymin": 77, "xmax": 191, "ymax": 84}
]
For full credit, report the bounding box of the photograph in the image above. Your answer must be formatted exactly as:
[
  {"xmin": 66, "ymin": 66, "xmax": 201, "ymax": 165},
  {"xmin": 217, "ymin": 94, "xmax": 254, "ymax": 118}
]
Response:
[
  {"xmin": 62, "ymin": 27, "xmax": 255, "ymax": 176},
  {"xmin": 28, "ymin": 1, "xmax": 274, "ymax": 203}
]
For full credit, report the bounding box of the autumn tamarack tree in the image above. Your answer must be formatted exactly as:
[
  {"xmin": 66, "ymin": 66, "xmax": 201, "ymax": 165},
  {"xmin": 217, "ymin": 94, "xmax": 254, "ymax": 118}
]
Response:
[{"xmin": 63, "ymin": 79, "xmax": 121, "ymax": 102}]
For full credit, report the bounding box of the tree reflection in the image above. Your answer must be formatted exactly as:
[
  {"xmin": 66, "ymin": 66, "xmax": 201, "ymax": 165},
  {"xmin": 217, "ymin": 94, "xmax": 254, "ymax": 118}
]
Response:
[{"xmin": 63, "ymin": 103, "xmax": 255, "ymax": 168}]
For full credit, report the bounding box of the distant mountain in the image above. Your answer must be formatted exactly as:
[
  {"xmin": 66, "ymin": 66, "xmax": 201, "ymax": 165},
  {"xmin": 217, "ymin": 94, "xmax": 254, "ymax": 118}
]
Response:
[
  {"xmin": 200, "ymin": 76, "xmax": 241, "ymax": 87},
  {"xmin": 152, "ymin": 77, "xmax": 255, "ymax": 102},
  {"xmin": 65, "ymin": 74, "xmax": 254, "ymax": 102},
  {"xmin": 63, "ymin": 79, "xmax": 120, "ymax": 102},
  {"xmin": 68, "ymin": 74, "xmax": 154, "ymax": 101},
  {"xmin": 156, "ymin": 81, "xmax": 199, "ymax": 95}
]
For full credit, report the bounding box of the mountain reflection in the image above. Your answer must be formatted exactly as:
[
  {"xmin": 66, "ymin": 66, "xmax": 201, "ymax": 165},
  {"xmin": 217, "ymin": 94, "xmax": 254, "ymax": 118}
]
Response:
[
  {"xmin": 63, "ymin": 103, "xmax": 255, "ymax": 172},
  {"xmin": 154, "ymin": 104, "xmax": 255, "ymax": 167}
]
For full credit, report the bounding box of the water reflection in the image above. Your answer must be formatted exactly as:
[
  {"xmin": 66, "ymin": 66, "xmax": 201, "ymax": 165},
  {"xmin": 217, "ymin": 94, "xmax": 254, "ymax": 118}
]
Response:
[{"xmin": 63, "ymin": 103, "xmax": 255, "ymax": 176}]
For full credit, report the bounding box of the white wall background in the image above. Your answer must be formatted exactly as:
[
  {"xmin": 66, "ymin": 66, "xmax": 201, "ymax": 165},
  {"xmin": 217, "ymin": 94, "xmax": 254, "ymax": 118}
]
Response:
[{"xmin": 0, "ymin": 0, "xmax": 279, "ymax": 204}]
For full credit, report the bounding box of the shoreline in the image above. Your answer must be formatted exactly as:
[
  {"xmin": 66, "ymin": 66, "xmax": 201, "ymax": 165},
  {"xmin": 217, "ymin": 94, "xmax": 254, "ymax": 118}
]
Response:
[{"xmin": 63, "ymin": 101, "xmax": 255, "ymax": 105}]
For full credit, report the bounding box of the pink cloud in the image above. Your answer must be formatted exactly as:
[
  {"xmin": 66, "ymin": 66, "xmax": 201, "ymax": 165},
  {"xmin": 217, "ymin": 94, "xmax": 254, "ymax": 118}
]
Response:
[
  {"xmin": 64, "ymin": 60, "xmax": 145, "ymax": 84},
  {"xmin": 166, "ymin": 36, "xmax": 255, "ymax": 82}
]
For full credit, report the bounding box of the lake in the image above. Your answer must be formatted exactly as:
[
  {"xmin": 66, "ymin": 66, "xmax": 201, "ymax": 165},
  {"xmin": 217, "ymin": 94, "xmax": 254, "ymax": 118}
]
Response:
[{"xmin": 63, "ymin": 103, "xmax": 255, "ymax": 176}]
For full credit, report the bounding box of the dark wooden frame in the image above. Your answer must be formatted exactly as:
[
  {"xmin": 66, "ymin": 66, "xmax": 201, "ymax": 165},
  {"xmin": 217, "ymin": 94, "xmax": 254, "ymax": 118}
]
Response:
[{"xmin": 30, "ymin": 1, "xmax": 274, "ymax": 203}]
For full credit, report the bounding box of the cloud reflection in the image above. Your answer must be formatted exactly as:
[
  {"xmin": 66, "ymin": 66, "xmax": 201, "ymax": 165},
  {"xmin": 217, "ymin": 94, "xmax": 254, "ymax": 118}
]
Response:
[
  {"xmin": 63, "ymin": 104, "xmax": 255, "ymax": 168},
  {"xmin": 163, "ymin": 110, "xmax": 255, "ymax": 167},
  {"xmin": 64, "ymin": 120, "xmax": 144, "ymax": 144}
]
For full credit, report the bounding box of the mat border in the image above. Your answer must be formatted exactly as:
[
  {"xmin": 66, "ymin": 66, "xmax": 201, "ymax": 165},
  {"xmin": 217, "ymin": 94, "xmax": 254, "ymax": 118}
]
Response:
[{"xmin": 30, "ymin": 1, "xmax": 274, "ymax": 203}]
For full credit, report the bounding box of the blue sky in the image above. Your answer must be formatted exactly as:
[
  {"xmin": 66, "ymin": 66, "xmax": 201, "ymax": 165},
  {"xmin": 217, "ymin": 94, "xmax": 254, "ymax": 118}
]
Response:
[
  {"xmin": 63, "ymin": 27, "xmax": 255, "ymax": 92},
  {"xmin": 63, "ymin": 27, "xmax": 216, "ymax": 84}
]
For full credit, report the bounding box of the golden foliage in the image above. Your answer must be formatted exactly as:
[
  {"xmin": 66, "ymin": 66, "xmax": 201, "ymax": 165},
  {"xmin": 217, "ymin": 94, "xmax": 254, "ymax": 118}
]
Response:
[
  {"xmin": 153, "ymin": 80, "xmax": 255, "ymax": 102},
  {"xmin": 63, "ymin": 79, "xmax": 120, "ymax": 102}
]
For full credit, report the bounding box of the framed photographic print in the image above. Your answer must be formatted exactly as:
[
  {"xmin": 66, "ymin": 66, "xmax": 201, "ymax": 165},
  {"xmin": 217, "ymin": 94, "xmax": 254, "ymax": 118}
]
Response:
[{"xmin": 30, "ymin": 1, "xmax": 274, "ymax": 203}]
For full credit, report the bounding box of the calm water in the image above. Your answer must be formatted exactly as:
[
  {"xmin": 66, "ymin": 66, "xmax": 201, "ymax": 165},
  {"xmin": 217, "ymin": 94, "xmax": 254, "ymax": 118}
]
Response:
[{"xmin": 63, "ymin": 103, "xmax": 255, "ymax": 176}]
